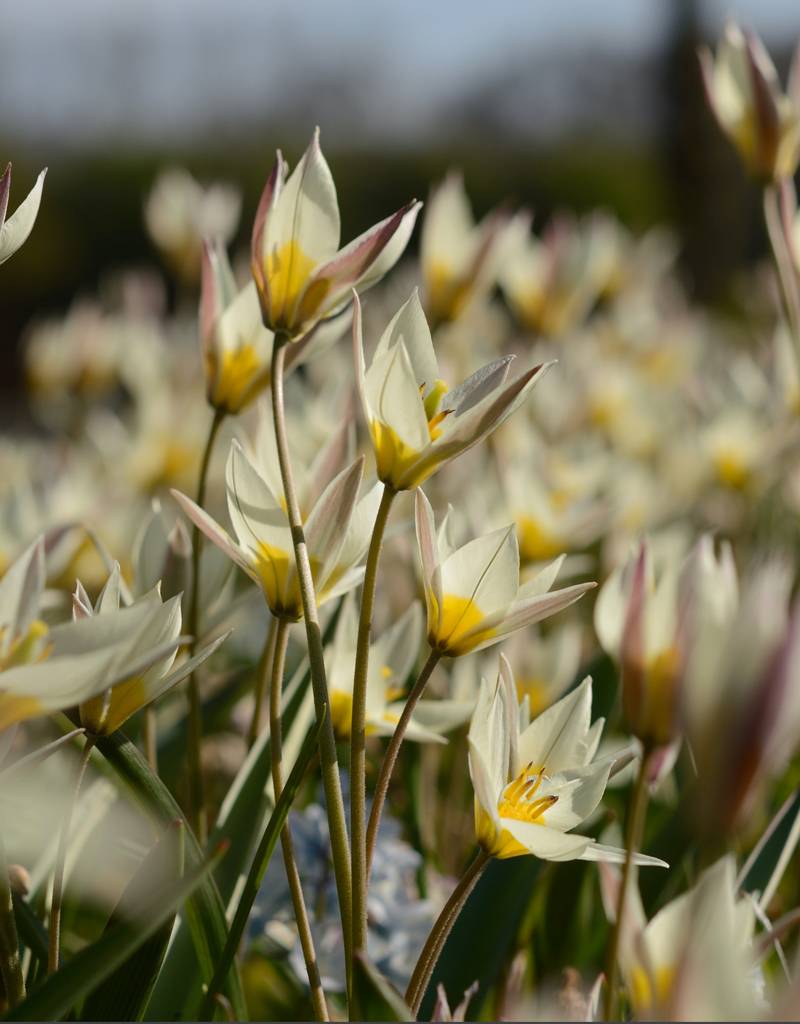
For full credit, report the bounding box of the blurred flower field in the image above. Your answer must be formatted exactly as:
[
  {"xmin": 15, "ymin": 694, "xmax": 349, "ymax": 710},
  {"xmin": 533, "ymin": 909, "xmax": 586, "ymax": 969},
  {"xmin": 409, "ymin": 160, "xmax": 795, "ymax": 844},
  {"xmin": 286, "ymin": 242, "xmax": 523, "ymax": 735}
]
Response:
[{"xmin": 2, "ymin": 20, "xmax": 800, "ymax": 1023}]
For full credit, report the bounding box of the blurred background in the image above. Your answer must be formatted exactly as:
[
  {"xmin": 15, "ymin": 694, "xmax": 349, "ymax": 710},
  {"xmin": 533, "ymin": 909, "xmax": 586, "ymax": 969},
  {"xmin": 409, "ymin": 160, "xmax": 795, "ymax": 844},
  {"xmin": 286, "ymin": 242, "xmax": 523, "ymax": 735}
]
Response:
[{"xmin": 2, "ymin": 0, "xmax": 799, "ymax": 399}]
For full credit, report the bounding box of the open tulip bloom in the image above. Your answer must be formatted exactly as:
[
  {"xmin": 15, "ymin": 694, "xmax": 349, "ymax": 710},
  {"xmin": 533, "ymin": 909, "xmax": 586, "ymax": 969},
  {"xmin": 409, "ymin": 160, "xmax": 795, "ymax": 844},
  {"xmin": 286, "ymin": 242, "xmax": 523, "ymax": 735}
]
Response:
[
  {"xmin": 251, "ymin": 127, "xmax": 421, "ymax": 338},
  {"xmin": 72, "ymin": 564, "xmax": 228, "ymax": 737},
  {"xmin": 468, "ymin": 657, "xmax": 668, "ymax": 865},
  {"xmin": 0, "ymin": 539, "xmax": 192, "ymax": 732},
  {"xmin": 416, "ymin": 489, "xmax": 595, "ymax": 657},
  {"xmin": 355, "ymin": 290, "xmax": 550, "ymax": 490},
  {"xmin": 699, "ymin": 22, "xmax": 800, "ymax": 182},
  {"xmin": 172, "ymin": 439, "xmax": 371, "ymax": 620},
  {"xmin": 0, "ymin": 163, "xmax": 47, "ymax": 265}
]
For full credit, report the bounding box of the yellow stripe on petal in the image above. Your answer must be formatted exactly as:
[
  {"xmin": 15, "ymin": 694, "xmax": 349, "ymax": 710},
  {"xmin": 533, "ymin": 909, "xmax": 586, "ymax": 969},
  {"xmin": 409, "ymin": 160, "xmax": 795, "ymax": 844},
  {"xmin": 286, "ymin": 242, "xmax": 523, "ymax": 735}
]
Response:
[
  {"xmin": 430, "ymin": 592, "xmax": 493, "ymax": 656},
  {"xmin": 629, "ymin": 964, "xmax": 675, "ymax": 1014},
  {"xmin": 0, "ymin": 694, "xmax": 45, "ymax": 731},
  {"xmin": 516, "ymin": 516, "xmax": 563, "ymax": 563},
  {"xmin": 255, "ymin": 542, "xmax": 294, "ymax": 618},
  {"xmin": 265, "ymin": 240, "xmax": 320, "ymax": 332},
  {"xmin": 208, "ymin": 343, "xmax": 269, "ymax": 414},
  {"xmin": 81, "ymin": 676, "xmax": 149, "ymax": 736},
  {"xmin": 370, "ymin": 420, "xmax": 423, "ymax": 488}
]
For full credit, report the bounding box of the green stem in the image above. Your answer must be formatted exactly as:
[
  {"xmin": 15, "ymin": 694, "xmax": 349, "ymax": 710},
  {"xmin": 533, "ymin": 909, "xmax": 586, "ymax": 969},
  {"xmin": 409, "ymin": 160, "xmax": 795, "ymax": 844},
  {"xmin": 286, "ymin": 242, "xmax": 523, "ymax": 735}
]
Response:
[
  {"xmin": 603, "ymin": 746, "xmax": 653, "ymax": 1021},
  {"xmin": 366, "ymin": 648, "xmax": 442, "ymax": 879},
  {"xmin": 269, "ymin": 336, "xmax": 353, "ymax": 997},
  {"xmin": 186, "ymin": 407, "xmax": 225, "ymax": 844},
  {"xmin": 350, "ymin": 484, "xmax": 396, "ymax": 969},
  {"xmin": 143, "ymin": 706, "xmax": 158, "ymax": 773},
  {"xmin": 405, "ymin": 848, "xmax": 490, "ymax": 1016},
  {"xmin": 0, "ymin": 836, "xmax": 24, "ymax": 1008},
  {"xmin": 764, "ymin": 184, "xmax": 800, "ymax": 348},
  {"xmin": 48, "ymin": 734, "xmax": 95, "ymax": 973},
  {"xmin": 247, "ymin": 614, "xmax": 278, "ymax": 749},
  {"xmin": 270, "ymin": 618, "xmax": 329, "ymax": 1021}
]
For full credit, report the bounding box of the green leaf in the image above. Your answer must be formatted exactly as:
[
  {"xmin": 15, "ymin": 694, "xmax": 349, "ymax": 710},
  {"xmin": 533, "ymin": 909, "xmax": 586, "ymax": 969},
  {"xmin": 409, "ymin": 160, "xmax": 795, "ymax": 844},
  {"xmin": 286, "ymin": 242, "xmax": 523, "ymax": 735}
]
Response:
[
  {"xmin": 740, "ymin": 790, "xmax": 800, "ymax": 906},
  {"xmin": 93, "ymin": 731, "xmax": 246, "ymax": 1022},
  {"xmin": 419, "ymin": 856, "xmax": 541, "ymax": 1020},
  {"xmin": 198, "ymin": 707, "xmax": 325, "ymax": 1020},
  {"xmin": 11, "ymin": 894, "xmax": 48, "ymax": 967},
  {"xmin": 82, "ymin": 821, "xmax": 185, "ymax": 1021},
  {"xmin": 351, "ymin": 952, "xmax": 413, "ymax": 1022},
  {"xmin": 2, "ymin": 846, "xmax": 220, "ymax": 1022}
]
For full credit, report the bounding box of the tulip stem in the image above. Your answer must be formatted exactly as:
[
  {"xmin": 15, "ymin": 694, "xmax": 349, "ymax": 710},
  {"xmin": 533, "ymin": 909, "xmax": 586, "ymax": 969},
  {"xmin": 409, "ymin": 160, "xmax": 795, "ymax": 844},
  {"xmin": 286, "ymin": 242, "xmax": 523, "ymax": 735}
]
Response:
[
  {"xmin": 247, "ymin": 613, "xmax": 278, "ymax": 749},
  {"xmin": 143, "ymin": 706, "xmax": 158, "ymax": 773},
  {"xmin": 350, "ymin": 483, "xmax": 397, "ymax": 968},
  {"xmin": 48, "ymin": 734, "xmax": 95, "ymax": 973},
  {"xmin": 763, "ymin": 183, "xmax": 800, "ymax": 355},
  {"xmin": 405, "ymin": 847, "xmax": 490, "ymax": 1016},
  {"xmin": 365, "ymin": 647, "xmax": 442, "ymax": 880},
  {"xmin": 269, "ymin": 617, "xmax": 329, "ymax": 1021},
  {"xmin": 603, "ymin": 746, "xmax": 653, "ymax": 1021},
  {"xmin": 270, "ymin": 335, "xmax": 353, "ymax": 999},
  {"xmin": 186, "ymin": 406, "xmax": 225, "ymax": 844},
  {"xmin": 0, "ymin": 836, "xmax": 24, "ymax": 1008}
]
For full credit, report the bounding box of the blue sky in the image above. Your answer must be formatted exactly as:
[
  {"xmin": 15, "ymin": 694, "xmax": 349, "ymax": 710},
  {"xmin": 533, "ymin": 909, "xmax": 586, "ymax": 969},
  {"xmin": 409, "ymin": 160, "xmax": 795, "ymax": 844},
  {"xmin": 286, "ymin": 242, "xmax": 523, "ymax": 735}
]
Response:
[{"xmin": 2, "ymin": 0, "xmax": 799, "ymax": 146}]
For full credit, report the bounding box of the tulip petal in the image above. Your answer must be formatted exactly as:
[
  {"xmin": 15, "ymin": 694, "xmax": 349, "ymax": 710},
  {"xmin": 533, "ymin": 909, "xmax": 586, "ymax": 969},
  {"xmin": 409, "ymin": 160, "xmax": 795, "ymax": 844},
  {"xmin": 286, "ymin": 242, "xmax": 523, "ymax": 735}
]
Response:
[
  {"xmin": 374, "ymin": 289, "xmax": 439, "ymax": 393},
  {"xmin": 0, "ymin": 168, "xmax": 46, "ymax": 265}
]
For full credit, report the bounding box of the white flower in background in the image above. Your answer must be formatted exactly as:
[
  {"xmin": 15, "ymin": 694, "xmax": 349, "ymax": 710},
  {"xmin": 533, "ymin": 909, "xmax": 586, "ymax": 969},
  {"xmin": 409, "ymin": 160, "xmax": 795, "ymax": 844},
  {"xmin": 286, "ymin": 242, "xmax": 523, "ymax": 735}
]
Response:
[
  {"xmin": 0, "ymin": 163, "xmax": 46, "ymax": 265},
  {"xmin": 72, "ymin": 563, "xmax": 228, "ymax": 737},
  {"xmin": 355, "ymin": 290, "xmax": 549, "ymax": 490},
  {"xmin": 0, "ymin": 539, "xmax": 187, "ymax": 731},
  {"xmin": 699, "ymin": 21, "xmax": 800, "ymax": 182},
  {"xmin": 144, "ymin": 166, "xmax": 240, "ymax": 281},
  {"xmin": 251, "ymin": 128, "xmax": 420, "ymax": 337},
  {"xmin": 602, "ymin": 856, "xmax": 761, "ymax": 1020},
  {"xmin": 420, "ymin": 171, "xmax": 510, "ymax": 327},
  {"xmin": 416, "ymin": 489, "xmax": 594, "ymax": 658},
  {"xmin": 172, "ymin": 440, "xmax": 370, "ymax": 620},
  {"xmin": 468, "ymin": 657, "xmax": 667, "ymax": 865},
  {"xmin": 502, "ymin": 621, "xmax": 584, "ymax": 716}
]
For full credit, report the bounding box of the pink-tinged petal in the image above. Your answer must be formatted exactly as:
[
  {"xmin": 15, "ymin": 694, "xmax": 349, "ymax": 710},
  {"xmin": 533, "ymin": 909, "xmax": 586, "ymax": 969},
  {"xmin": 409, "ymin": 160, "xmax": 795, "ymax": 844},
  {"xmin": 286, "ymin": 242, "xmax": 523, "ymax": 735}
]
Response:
[
  {"xmin": 72, "ymin": 581, "xmax": 93, "ymax": 620},
  {"xmin": 697, "ymin": 46, "xmax": 721, "ymax": 124},
  {"xmin": 789, "ymin": 42, "xmax": 800, "ymax": 110},
  {"xmin": 0, "ymin": 167, "xmax": 46, "ymax": 266},
  {"xmin": 745, "ymin": 30, "xmax": 781, "ymax": 174},
  {"xmin": 620, "ymin": 542, "xmax": 648, "ymax": 731},
  {"xmin": 312, "ymin": 199, "xmax": 421, "ymax": 307},
  {"xmin": 170, "ymin": 488, "xmax": 258, "ymax": 587},
  {"xmin": 498, "ymin": 653, "xmax": 519, "ymax": 777},
  {"xmin": 250, "ymin": 153, "xmax": 285, "ymax": 295},
  {"xmin": 438, "ymin": 362, "xmax": 552, "ymax": 453},
  {"xmin": 0, "ymin": 164, "xmax": 10, "ymax": 228},
  {"xmin": 471, "ymin": 581, "xmax": 596, "ymax": 652},
  {"xmin": 415, "ymin": 488, "xmax": 442, "ymax": 622},
  {"xmin": 443, "ymin": 357, "xmax": 513, "ymax": 416}
]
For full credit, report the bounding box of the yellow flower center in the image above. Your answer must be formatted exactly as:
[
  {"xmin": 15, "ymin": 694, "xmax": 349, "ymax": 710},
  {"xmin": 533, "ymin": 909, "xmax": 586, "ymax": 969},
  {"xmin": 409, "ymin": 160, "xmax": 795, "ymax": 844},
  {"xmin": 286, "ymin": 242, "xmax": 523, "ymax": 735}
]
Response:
[
  {"xmin": 497, "ymin": 763, "xmax": 558, "ymax": 824},
  {"xmin": 431, "ymin": 592, "xmax": 493, "ymax": 656},
  {"xmin": 516, "ymin": 515, "xmax": 563, "ymax": 563},
  {"xmin": 713, "ymin": 447, "xmax": 751, "ymax": 490},
  {"xmin": 629, "ymin": 964, "xmax": 675, "ymax": 1013},
  {"xmin": 426, "ymin": 261, "xmax": 473, "ymax": 324},
  {"xmin": 209, "ymin": 343, "xmax": 269, "ymax": 414},
  {"xmin": 254, "ymin": 541, "xmax": 295, "ymax": 618},
  {"xmin": 515, "ymin": 677, "xmax": 551, "ymax": 716},
  {"xmin": 265, "ymin": 240, "xmax": 329, "ymax": 332}
]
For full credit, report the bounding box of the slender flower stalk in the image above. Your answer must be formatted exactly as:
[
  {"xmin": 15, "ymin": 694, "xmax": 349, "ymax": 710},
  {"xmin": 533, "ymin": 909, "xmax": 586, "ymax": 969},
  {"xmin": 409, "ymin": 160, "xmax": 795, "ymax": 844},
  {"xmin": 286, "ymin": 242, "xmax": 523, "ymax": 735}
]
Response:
[
  {"xmin": 48, "ymin": 734, "xmax": 95, "ymax": 973},
  {"xmin": 365, "ymin": 648, "xmax": 442, "ymax": 878},
  {"xmin": 143, "ymin": 705, "xmax": 158, "ymax": 772},
  {"xmin": 269, "ymin": 335, "xmax": 353, "ymax": 993},
  {"xmin": 0, "ymin": 836, "xmax": 24, "ymax": 1008},
  {"xmin": 269, "ymin": 618, "xmax": 329, "ymax": 1021},
  {"xmin": 405, "ymin": 848, "xmax": 491, "ymax": 1015},
  {"xmin": 603, "ymin": 747, "xmax": 653, "ymax": 1022},
  {"xmin": 185, "ymin": 407, "xmax": 225, "ymax": 843},
  {"xmin": 350, "ymin": 483, "xmax": 396, "ymax": 965},
  {"xmin": 763, "ymin": 184, "xmax": 800, "ymax": 352},
  {"xmin": 248, "ymin": 614, "xmax": 278, "ymax": 749}
]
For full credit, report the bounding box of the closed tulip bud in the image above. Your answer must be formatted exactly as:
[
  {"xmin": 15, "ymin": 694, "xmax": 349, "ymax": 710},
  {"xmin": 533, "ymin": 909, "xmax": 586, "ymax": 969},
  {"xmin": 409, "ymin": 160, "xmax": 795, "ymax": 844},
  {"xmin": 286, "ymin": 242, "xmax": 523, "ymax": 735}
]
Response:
[{"xmin": 699, "ymin": 22, "xmax": 800, "ymax": 183}]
